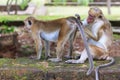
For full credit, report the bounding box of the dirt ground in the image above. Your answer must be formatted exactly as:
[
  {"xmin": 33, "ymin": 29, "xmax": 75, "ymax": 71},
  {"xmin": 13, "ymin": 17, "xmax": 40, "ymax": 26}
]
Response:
[{"xmin": 0, "ymin": 27, "xmax": 120, "ymax": 58}]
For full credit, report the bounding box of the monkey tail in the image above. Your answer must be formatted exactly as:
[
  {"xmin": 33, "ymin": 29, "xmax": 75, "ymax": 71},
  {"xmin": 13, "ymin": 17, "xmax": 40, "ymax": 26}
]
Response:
[
  {"xmin": 75, "ymin": 14, "xmax": 80, "ymax": 20},
  {"xmin": 75, "ymin": 14, "xmax": 83, "ymax": 25},
  {"xmin": 95, "ymin": 57, "xmax": 115, "ymax": 80},
  {"xmin": 75, "ymin": 14, "xmax": 94, "ymax": 75}
]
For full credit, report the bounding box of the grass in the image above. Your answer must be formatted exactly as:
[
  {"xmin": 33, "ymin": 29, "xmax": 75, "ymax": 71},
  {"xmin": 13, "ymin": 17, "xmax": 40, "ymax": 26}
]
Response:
[
  {"xmin": 113, "ymin": 34, "xmax": 120, "ymax": 40},
  {"xmin": 0, "ymin": 58, "xmax": 48, "ymax": 71},
  {"xmin": 0, "ymin": 14, "xmax": 119, "ymax": 22},
  {"xmin": 0, "ymin": 15, "xmax": 65, "ymax": 21}
]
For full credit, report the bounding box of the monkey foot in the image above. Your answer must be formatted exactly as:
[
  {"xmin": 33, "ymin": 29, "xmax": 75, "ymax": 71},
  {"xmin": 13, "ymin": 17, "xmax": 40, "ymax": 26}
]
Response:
[
  {"xmin": 48, "ymin": 58, "xmax": 62, "ymax": 62},
  {"xmin": 75, "ymin": 55, "xmax": 81, "ymax": 59},
  {"xmin": 64, "ymin": 55, "xmax": 72, "ymax": 59},
  {"xmin": 29, "ymin": 56, "xmax": 38, "ymax": 59},
  {"xmin": 29, "ymin": 56, "xmax": 42, "ymax": 61},
  {"xmin": 65, "ymin": 59, "xmax": 84, "ymax": 64}
]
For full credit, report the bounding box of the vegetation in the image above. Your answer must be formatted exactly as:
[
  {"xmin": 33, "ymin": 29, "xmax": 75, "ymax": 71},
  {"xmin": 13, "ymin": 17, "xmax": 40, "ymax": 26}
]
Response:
[
  {"xmin": 20, "ymin": 0, "xmax": 30, "ymax": 10},
  {"xmin": 52, "ymin": 0, "xmax": 93, "ymax": 6},
  {"xmin": 0, "ymin": 14, "xmax": 119, "ymax": 21},
  {"xmin": 113, "ymin": 34, "xmax": 120, "ymax": 40},
  {"xmin": 0, "ymin": 25, "xmax": 15, "ymax": 34},
  {"xmin": 53, "ymin": 0, "xmax": 67, "ymax": 5}
]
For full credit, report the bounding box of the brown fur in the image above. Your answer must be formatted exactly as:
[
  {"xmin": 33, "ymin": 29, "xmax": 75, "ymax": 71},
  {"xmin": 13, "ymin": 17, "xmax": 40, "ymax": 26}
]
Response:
[
  {"xmin": 24, "ymin": 16, "xmax": 78, "ymax": 61},
  {"xmin": 89, "ymin": 44, "xmax": 107, "ymax": 58},
  {"xmin": 85, "ymin": 12, "xmax": 113, "ymax": 60}
]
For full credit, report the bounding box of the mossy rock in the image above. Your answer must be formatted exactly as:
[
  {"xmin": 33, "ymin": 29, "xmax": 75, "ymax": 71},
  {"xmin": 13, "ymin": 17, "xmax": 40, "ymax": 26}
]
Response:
[{"xmin": 0, "ymin": 57, "xmax": 119, "ymax": 80}]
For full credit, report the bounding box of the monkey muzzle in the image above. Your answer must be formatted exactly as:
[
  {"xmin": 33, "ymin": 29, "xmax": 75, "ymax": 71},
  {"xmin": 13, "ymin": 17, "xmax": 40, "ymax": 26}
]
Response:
[
  {"xmin": 87, "ymin": 14, "xmax": 95, "ymax": 23},
  {"xmin": 23, "ymin": 21, "xmax": 31, "ymax": 32}
]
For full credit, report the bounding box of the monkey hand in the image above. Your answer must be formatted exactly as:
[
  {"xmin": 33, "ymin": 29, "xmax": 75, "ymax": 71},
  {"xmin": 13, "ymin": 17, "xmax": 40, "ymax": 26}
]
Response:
[{"xmin": 84, "ymin": 28, "xmax": 92, "ymax": 35}]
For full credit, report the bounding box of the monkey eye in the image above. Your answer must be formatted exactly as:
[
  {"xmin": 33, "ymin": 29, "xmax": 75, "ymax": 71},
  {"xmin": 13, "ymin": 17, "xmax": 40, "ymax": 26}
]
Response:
[{"xmin": 28, "ymin": 20, "xmax": 32, "ymax": 25}]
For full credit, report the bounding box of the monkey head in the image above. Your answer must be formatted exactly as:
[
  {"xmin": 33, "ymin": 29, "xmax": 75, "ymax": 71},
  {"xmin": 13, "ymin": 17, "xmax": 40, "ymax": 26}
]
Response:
[
  {"xmin": 24, "ymin": 16, "xmax": 35, "ymax": 32},
  {"xmin": 87, "ymin": 7, "xmax": 103, "ymax": 23},
  {"xmin": 24, "ymin": 16, "xmax": 35, "ymax": 28}
]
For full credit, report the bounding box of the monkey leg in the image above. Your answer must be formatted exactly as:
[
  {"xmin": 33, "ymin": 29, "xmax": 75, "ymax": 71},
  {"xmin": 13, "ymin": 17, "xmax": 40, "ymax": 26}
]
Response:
[
  {"xmin": 48, "ymin": 40, "xmax": 64, "ymax": 62},
  {"xmin": 49, "ymin": 24, "xmax": 75, "ymax": 62},
  {"xmin": 65, "ymin": 43, "xmax": 106, "ymax": 64},
  {"xmin": 34, "ymin": 38, "xmax": 43, "ymax": 60},
  {"xmin": 64, "ymin": 28, "xmax": 77, "ymax": 59},
  {"xmin": 64, "ymin": 40, "xmax": 73, "ymax": 59},
  {"xmin": 43, "ymin": 40, "xmax": 51, "ymax": 60},
  {"xmin": 63, "ymin": 26, "xmax": 77, "ymax": 59},
  {"xmin": 64, "ymin": 35, "xmax": 74, "ymax": 59},
  {"xmin": 65, "ymin": 48, "xmax": 89, "ymax": 63},
  {"xmin": 49, "ymin": 31, "xmax": 70, "ymax": 62}
]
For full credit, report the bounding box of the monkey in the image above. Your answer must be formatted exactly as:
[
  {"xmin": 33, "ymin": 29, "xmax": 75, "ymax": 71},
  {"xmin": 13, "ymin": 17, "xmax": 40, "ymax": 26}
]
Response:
[
  {"xmin": 65, "ymin": 7, "xmax": 115, "ymax": 80},
  {"xmin": 24, "ymin": 16, "xmax": 79, "ymax": 62},
  {"xmin": 24, "ymin": 16, "xmax": 94, "ymax": 76}
]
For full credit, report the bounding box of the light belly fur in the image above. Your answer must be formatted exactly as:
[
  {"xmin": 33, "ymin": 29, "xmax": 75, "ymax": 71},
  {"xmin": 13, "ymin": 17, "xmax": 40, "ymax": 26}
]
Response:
[{"xmin": 40, "ymin": 29, "xmax": 60, "ymax": 42}]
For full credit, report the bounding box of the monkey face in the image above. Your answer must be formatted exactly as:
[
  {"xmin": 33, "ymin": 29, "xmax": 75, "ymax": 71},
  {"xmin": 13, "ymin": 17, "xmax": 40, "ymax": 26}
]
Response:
[
  {"xmin": 24, "ymin": 17, "xmax": 33, "ymax": 28},
  {"xmin": 89, "ymin": 7, "xmax": 102, "ymax": 18},
  {"xmin": 87, "ymin": 14, "xmax": 95, "ymax": 23},
  {"xmin": 24, "ymin": 20, "xmax": 32, "ymax": 28},
  {"xmin": 87, "ymin": 7, "xmax": 103, "ymax": 23},
  {"xmin": 24, "ymin": 17, "xmax": 35, "ymax": 32}
]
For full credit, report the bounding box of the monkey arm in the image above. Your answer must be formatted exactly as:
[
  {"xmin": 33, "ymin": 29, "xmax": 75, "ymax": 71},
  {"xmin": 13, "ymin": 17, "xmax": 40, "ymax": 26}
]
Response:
[
  {"xmin": 84, "ymin": 28, "xmax": 95, "ymax": 39},
  {"xmin": 85, "ymin": 20, "xmax": 104, "ymax": 41},
  {"xmin": 82, "ymin": 19, "xmax": 88, "ymax": 26},
  {"xmin": 32, "ymin": 32, "xmax": 43, "ymax": 60}
]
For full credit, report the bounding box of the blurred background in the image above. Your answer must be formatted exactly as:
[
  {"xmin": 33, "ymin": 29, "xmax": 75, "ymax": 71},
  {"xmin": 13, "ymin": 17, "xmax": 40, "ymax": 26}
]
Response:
[{"xmin": 0, "ymin": 0, "xmax": 120, "ymax": 20}]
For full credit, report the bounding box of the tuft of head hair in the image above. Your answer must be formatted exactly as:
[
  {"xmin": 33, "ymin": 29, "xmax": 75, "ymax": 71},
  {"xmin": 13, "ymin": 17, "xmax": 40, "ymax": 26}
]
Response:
[
  {"xmin": 26, "ymin": 16, "xmax": 35, "ymax": 21},
  {"xmin": 89, "ymin": 7, "xmax": 103, "ymax": 18}
]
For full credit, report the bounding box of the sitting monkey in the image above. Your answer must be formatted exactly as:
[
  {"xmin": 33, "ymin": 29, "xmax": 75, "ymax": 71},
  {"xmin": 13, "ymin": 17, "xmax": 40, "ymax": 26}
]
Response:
[
  {"xmin": 66, "ymin": 7, "xmax": 115, "ymax": 80},
  {"xmin": 66, "ymin": 7, "xmax": 113, "ymax": 63}
]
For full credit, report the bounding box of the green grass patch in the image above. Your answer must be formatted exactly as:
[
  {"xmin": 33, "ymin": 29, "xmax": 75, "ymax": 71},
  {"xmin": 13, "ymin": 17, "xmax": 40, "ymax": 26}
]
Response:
[
  {"xmin": 0, "ymin": 15, "xmax": 66, "ymax": 21},
  {"xmin": 0, "ymin": 15, "xmax": 120, "ymax": 21},
  {"xmin": 0, "ymin": 15, "xmax": 29, "ymax": 21},
  {"xmin": 0, "ymin": 58, "xmax": 49, "ymax": 71},
  {"xmin": 113, "ymin": 34, "xmax": 120, "ymax": 40}
]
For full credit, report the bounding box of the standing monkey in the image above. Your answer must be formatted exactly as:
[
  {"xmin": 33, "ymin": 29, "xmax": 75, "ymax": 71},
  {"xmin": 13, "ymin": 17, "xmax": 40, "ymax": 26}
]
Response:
[
  {"xmin": 24, "ymin": 16, "xmax": 78, "ymax": 62},
  {"xmin": 66, "ymin": 7, "xmax": 115, "ymax": 80}
]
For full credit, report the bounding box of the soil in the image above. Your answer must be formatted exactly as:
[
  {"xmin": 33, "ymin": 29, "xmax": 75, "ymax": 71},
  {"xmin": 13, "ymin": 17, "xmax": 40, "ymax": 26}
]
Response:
[
  {"xmin": 0, "ymin": 27, "xmax": 120, "ymax": 80},
  {"xmin": 0, "ymin": 27, "xmax": 120, "ymax": 58}
]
